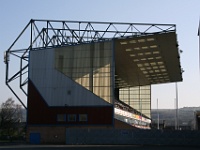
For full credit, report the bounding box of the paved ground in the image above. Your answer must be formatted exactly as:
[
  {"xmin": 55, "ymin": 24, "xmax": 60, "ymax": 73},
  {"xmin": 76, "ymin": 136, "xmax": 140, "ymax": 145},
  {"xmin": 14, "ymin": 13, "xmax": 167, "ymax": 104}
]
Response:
[{"xmin": 0, "ymin": 145, "xmax": 199, "ymax": 150}]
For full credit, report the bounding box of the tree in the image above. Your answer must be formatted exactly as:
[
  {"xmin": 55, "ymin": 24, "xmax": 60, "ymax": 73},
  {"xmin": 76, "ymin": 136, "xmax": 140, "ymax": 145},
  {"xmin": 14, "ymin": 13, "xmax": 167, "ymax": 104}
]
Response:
[{"xmin": 0, "ymin": 98, "xmax": 23, "ymax": 139}]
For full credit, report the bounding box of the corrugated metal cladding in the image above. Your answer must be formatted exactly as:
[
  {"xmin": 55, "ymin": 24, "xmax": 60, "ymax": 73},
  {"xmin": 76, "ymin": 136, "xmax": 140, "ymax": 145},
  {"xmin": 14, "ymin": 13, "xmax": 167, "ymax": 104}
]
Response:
[
  {"xmin": 55, "ymin": 41, "xmax": 114, "ymax": 104},
  {"xmin": 119, "ymin": 86, "xmax": 151, "ymax": 118},
  {"xmin": 29, "ymin": 45, "xmax": 112, "ymax": 107}
]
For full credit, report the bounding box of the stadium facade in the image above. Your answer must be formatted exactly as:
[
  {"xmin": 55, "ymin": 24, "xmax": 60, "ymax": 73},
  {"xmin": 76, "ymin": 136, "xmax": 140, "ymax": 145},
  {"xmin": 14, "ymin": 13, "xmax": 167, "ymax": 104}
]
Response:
[{"xmin": 4, "ymin": 19, "xmax": 183, "ymax": 144}]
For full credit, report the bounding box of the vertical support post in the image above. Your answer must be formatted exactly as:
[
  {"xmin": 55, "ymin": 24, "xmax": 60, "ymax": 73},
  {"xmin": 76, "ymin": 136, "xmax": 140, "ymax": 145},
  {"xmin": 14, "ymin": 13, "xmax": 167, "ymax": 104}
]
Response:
[
  {"xmin": 46, "ymin": 21, "xmax": 49, "ymax": 47},
  {"xmin": 199, "ymin": 20, "xmax": 200, "ymax": 73},
  {"xmin": 157, "ymin": 98, "xmax": 159, "ymax": 130},
  {"xmin": 139, "ymin": 86, "xmax": 142, "ymax": 125},
  {"xmin": 139, "ymin": 86, "xmax": 140, "ymax": 112},
  {"xmin": 42, "ymin": 29, "xmax": 45, "ymax": 47},
  {"xmin": 139, "ymin": 86, "xmax": 142, "ymax": 118},
  {"xmin": 30, "ymin": 20, "xmax": 33, "ymax": 50},
  {"xmin": 62, "ymin": 21, "xmax": 64, "ymax": 44},
  {"xmin": 111, "ymin": 39, "xmax": 116, "ymax": 127},
  {"xmin": 19, "ymin": 57, "xmax": 22, "ymax": 89},
  {"xmin": 175, "ymin": 82, "xmax": 179, "ymax": 130},
  {"xmin": 5, "ymin": 51, "xmax": 9, "ymax": 84},
  {"xmin": 194, "ymin": 111, "xmax": 196, "ymax": 130},
  {"xmin": 174, "ymin": 98, "xmax": 177, "ymax": 130},
  {"xmin": 111, "ymin": 39, "xmax": 115, "ymax": 105},
  {"xmin": 141, "ymin": 98, "xmax": 142, "ymax": 123},
  {"xmin": 89, "ymin": 43, "xmax": 94, "ymax": 92},
  {"xmin": 79, "ymin": 22, "xmax": 81, "ymax": 42},
  {"xmin": 128, "ymin": 87, "xmax": 130, "ymax": 106}
]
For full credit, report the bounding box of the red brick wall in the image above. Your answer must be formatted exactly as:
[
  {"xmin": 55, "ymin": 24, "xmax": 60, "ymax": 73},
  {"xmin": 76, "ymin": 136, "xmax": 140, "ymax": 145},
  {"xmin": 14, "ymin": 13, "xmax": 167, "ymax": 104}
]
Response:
[
  {"xmin": 27, "ymin": 80, "xmax": 113, "ymax": 126},
  {"xmin": 27, "ymin": 126, "xmax": 66, "ymax": 144}
]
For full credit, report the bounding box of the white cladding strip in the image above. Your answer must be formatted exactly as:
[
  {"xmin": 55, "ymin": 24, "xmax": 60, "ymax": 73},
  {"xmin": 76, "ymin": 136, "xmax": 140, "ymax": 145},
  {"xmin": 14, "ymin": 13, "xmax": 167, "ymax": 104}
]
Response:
[
  {"xmin": 29, "ymin": 48, "xmax": 111, "ymax": 106},
  {"xmin": 115, "ymin": 108, "xmax": 151, "ymax": 123}
]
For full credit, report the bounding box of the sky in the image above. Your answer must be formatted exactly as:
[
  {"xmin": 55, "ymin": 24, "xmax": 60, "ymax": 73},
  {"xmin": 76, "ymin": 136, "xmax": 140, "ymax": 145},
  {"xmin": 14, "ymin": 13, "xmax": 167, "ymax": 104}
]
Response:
[{"xmin": 0, "ymin": 0, "xmax": 200, "ymax": 109}]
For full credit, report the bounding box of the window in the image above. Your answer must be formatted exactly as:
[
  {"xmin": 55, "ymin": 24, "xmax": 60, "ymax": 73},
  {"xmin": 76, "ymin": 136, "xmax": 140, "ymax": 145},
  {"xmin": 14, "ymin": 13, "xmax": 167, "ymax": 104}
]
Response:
[
  {"xmin": 57, "ymin": 114, "xmax": 66, "ymax": 122},
  {"xmin": 141, "ymin": 46, "xmax": 148, "ymax": 49},
  {"xmin": 125, "ymin": 48, "xmax": 132, "ymax": 51},
  {"xmin": 138, "ymin": 39, "xmax": 145, "ymax": 43},
  {"xmin": 145, "ymin": 52, "xmax": 151, "ymax": 55},
  {"xmin": 153, "ymin": 51, "xmax": 160, "ymax": 54},
  {"xmin": 79, "ymin": 114, "xmax": 88, "ymax": 122},
  {"xmin": 138, "ymin": 53, "xmax": 144, "ymax": 56},
  {"xmin": 147, "ymin": 38, "xmax": 155, "ymax": 41},
  {"xmin": 130, "ymin": 54, "xmax": 136, "ymax": 57},
  {"xmin": 68, "ymin": 114, "xmax": 76, "ymax": 122},
  {"xmin": 137, "ymin": 64, "xmax": 143, "ymax": 67},
  {"xmin": 120, "ymin": 41, "xmax": 127, "ymax": 45},
  {"xmin": 150, "ymin": 45, "xmax": 158, "ymax": 48},
  {"xmin": 141, "ymin": 58, "xmax": 147, "ymax": 61},
  {"xmin": 133, "ymin": 59, "xmax": 139, "ymax": 62},
  {"xmin": 134, "ymin": 47, "xmax": 140, "ymax": 50},
  {"xmin": 129, "ymin": 40, "xmax": 137, "ymax": 43}
]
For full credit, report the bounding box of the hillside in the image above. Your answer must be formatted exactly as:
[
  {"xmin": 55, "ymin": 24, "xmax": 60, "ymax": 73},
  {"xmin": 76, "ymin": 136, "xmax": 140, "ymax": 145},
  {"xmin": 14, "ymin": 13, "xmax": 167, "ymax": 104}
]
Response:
[{"xmin": 151, "ymin": 107, "xmax": 200, "ymax": 129}]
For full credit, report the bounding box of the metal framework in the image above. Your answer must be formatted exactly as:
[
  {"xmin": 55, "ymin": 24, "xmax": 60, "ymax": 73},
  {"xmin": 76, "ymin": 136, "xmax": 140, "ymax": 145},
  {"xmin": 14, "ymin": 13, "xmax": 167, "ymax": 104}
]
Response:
[{"xmin": 4, "ymin": 19, "xmax": 176, "ymax": 109}]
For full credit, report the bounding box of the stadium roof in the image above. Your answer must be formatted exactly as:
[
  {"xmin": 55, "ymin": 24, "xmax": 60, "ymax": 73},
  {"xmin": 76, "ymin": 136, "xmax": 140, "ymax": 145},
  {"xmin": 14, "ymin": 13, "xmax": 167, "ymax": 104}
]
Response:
[{"xmin": 115, "ymin": 32, "xmax": 182, "ymax": 88}]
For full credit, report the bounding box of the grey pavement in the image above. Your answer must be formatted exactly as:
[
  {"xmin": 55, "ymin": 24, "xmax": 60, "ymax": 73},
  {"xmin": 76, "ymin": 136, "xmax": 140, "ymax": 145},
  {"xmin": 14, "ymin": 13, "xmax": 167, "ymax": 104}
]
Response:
[{"xmin": 0, "ymin": 145, "xmax": 200, "ymax": 150}]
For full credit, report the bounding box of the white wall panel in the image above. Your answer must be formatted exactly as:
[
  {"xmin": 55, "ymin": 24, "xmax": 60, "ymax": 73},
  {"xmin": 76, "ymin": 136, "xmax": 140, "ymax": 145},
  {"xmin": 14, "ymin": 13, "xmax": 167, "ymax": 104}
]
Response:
[{"xmin": 29, "ymin": 48, "xmax": 111, "ymax": 106}]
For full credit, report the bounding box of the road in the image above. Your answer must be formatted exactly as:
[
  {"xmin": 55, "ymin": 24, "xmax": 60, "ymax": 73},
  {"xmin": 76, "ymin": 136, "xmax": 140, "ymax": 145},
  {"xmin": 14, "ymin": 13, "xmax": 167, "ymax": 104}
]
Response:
[{"xmin": 0, "ymin": 145, "xmax": 199, "ymax": 150}]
